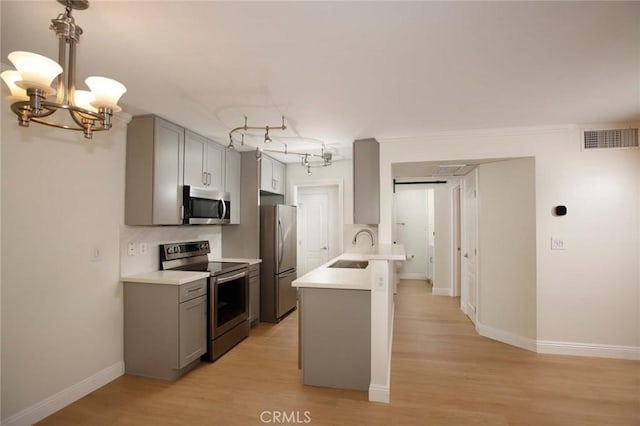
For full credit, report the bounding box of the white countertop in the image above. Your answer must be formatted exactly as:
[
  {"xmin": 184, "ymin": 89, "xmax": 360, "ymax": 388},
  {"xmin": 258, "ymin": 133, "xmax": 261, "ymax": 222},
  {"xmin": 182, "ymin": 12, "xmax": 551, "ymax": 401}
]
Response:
[
  {"xmin": 292, "ymin": 244, "xmax": 406, "ymax": 290},
  {"xmin": 121, "ymin": 271, "xmax": 210, "ymax": 286},
  {"xmin": 209, "ymin": 257, "xmax": 262, "ymax": 265}
]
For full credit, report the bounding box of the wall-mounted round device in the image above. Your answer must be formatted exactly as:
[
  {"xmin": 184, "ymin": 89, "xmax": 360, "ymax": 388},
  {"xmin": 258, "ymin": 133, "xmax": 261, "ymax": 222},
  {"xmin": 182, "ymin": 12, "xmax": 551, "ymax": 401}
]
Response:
[{"xmin": 554, "ymin": 205, "xmax": 567, "ymax": 216}]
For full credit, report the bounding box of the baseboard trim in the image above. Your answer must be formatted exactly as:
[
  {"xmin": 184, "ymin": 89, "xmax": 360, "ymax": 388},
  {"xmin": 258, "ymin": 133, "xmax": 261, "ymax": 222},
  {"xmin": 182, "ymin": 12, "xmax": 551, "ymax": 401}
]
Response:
[
  {"xmin": 2, "ymin": 361, "xmax": 124, "ymax": 426},
  {"xmin": 537, "ymin": 340, "xmax": 640, "ymax": 360},
  {"xmin": 431, "ymin": 287, "xmax": 453, "ymax": 296},
  {"xmin": 368, "ymin": 384, "xmax": 390, "ymax": 403},
  {"xmin": 476, "ymin": 322, "xmax": 537, "ymax": 352},
  {"xmin": 398, "ymin": 273, "xmax": 428, "ymax": 280}
]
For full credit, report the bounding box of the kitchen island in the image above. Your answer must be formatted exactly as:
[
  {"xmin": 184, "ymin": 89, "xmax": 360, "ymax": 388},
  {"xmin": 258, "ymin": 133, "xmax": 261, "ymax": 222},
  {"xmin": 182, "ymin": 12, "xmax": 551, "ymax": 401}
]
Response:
[{"xmin": 292, "ymin": 244, "xmax": 405, "ymax": 402}]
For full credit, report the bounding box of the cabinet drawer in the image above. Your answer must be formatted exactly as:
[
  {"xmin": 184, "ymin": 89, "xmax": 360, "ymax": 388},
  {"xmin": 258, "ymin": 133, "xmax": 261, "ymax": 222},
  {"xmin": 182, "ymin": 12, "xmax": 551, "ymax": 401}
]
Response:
[{"xmin": 179, "ymin": 279, "xmax": 207, "ymax": 303}]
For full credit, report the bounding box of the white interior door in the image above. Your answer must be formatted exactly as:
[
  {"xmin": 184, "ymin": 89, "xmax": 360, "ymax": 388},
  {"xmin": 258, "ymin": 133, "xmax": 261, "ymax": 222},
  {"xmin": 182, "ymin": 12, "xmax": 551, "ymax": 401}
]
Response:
[
  {"xmin": 298, "ymin": 190, "xmax": 330, "ymax": 275},
  {"xmin": 453, "ymin": 186, "xmax": 462, "ymax": 297},
  {"xmin": 461, "ymin": 171, "xmax": 478, "ymax": 322}
]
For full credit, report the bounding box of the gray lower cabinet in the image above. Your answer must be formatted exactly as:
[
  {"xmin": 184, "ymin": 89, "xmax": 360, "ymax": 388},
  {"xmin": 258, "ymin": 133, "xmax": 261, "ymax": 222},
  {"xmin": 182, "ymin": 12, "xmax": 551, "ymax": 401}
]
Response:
[
  {"xmin": 124, "ymin": 278, "xmax": 207, "ymax": 380},
  {"xmin": 299, "ymin": 287, "xmax": 371, "ymax": 391},
  {"xmin": 249, "ymin": 264, "xmax": 260, "ymax": 326}
]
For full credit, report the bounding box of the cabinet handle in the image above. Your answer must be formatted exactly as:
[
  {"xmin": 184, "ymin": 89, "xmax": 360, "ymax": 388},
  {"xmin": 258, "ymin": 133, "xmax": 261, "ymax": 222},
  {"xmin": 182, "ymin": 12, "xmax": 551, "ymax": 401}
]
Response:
[
  {"xmin": 207, "ymin": 173, "xmax": 212, "ymax": 186},
  {"xmin": 202, "ymin": 172, "xmax": 207, "ymax": 186}
]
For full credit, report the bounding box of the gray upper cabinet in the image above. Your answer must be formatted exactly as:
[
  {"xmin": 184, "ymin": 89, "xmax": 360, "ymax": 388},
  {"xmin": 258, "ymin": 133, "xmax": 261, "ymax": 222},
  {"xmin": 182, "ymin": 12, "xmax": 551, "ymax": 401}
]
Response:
[
  {"xmin": 225, "ymin": 149, "xmax": 241, "ymax": 224},
  {"xmin": 126, "ymin": 115, "xmax": 184, "ymax": 225},
  {"xmin": 183, "ymin": 130, "xmax": 208, "ymax": 188},
  {"xmin": 260, "ymin": 154, "xmax": 286, "ymax": 195},
  {"xmin": 184, "ymin": 130, "xmax": 225, "ymax": 191},
  {"xmin": 353, "ymin": 138, "xmax": 380, "ymax": 224},
  {"xmin": 126, "ymin": 114, "xmax": 241, "ymax": 225},
  {"xmin": 207, "ymin": 142, "xmax": 225, "ymax": 191}
]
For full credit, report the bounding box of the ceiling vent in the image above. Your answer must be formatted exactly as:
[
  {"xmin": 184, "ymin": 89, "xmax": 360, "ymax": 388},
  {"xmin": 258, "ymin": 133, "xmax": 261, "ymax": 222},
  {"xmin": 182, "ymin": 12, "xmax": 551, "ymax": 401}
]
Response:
[{"xmin": 583, "ymin": 128, "xmax": 639, "ymax": 150}]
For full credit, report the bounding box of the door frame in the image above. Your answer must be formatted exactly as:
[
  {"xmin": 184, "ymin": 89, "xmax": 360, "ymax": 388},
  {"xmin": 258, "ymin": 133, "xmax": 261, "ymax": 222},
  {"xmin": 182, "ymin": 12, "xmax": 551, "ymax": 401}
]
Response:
[{"xmin": 293, "ymin": 179, "xmax": 344, "ymax": 260}]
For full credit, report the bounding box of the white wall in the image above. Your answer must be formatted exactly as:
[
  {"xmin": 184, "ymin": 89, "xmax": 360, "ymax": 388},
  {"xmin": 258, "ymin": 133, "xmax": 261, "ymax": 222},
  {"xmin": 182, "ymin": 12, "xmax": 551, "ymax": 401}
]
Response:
[
  {"xmin": 1, "ymin": 106, "xmax": 127, "ymax": 420},
  {"xmin": 120, "ymin": 226, "xmax": 221, "ymax": 276},
  {"xmin": 394, "ymin": 188, "xmax": 428, "ymax": 279},
  {"xmin": 286, "ymin": 159, "xmax": 353, "ymax": 224},
  {"xmin": 477, "ymin": 158, "xmax": 537, "ymax": 340},
  {"xmin": 379, "ymin": 126, "xmax": 640, "ymax": 349}
]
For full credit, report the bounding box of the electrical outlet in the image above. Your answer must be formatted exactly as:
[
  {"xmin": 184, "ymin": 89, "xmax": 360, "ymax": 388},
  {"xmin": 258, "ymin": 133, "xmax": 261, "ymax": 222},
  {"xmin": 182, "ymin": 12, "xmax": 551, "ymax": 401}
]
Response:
[
  {"xmin": 374, "ymin": 274, "xmax": 385, "ymax": 291},
  {"xmin": 139, "ymin": 243, "xmax": 148, "ymax": 255},
  {"xmin": 128, "ymin": 242, "xmax": 136, "ymax": 256}
]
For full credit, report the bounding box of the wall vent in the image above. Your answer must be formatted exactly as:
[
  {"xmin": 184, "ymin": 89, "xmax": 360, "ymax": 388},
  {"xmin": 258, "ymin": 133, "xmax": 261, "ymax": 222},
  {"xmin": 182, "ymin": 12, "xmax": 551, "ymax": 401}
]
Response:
[{"xmin": 583, "ymin": 128, "xmax": 639, "ymax": 150}]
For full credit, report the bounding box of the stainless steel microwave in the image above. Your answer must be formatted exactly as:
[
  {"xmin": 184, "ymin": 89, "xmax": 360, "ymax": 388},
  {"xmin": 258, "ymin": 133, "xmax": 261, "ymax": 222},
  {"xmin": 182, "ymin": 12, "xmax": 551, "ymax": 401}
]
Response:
[{"xmin": 182, "ymin": 185, "xmax": 230, "ymax": 225}]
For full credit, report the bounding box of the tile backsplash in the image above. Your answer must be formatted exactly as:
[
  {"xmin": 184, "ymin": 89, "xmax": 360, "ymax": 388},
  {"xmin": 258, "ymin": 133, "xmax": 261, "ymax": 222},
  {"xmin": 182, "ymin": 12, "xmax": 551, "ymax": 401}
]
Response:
[{"xmin": 120, "ymin": 225, "xmax": 222, "ymax": 276}]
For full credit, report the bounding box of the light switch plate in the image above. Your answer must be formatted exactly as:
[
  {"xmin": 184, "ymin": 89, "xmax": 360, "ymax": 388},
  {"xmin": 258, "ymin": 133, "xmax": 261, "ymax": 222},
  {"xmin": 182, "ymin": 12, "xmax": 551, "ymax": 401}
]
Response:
[{"xmin": 551, "ymin": 237, "xmax": 566, "ymax": 250}]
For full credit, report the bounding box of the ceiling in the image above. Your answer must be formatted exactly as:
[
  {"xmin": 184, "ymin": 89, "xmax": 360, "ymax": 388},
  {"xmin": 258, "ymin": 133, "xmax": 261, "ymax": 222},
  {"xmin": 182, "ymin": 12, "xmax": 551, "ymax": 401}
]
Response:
[{"xmin": 2, "ymin": 1, "xmax": 639, "ymax": 162}]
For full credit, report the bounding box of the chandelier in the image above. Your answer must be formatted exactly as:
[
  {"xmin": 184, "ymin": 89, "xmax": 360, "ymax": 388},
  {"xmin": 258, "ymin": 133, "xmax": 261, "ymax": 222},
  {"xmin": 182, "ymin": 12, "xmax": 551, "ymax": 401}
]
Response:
[
  {"xmin": 228, "ymin": 116, "xmax": 333, "ymax": 175},
  {"xmin": 1, "ymin": 0, "xmax": 126, "ymax": 139}
]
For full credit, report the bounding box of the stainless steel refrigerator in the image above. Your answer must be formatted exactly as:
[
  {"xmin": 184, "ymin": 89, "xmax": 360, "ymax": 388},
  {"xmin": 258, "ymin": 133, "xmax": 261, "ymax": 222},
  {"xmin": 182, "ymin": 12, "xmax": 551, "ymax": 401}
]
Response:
[{"xmin": 260, "ymin": 204, "xmax": 298, "ymax": 322}]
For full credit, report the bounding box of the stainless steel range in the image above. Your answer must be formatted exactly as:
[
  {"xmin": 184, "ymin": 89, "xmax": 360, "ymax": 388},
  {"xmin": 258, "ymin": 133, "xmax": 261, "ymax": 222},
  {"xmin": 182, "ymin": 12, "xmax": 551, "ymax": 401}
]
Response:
[{"xmin": 160, "ymin": 241, "xmax": 250, "ymax": 361}]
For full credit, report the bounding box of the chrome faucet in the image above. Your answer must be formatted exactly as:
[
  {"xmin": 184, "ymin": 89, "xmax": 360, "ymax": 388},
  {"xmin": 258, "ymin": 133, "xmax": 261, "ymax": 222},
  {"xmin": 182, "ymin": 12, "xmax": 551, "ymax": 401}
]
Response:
[{"xmin": 352, "ymin": 228, "xmax": 376, "ymax": 246}]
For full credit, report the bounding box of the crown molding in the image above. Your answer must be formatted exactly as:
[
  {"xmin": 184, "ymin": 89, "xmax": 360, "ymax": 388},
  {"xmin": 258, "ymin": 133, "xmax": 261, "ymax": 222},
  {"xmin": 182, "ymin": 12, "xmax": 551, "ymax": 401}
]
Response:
[{"xmin": 377, "ymin": 124, "xmax": 579, "ymax": 144}]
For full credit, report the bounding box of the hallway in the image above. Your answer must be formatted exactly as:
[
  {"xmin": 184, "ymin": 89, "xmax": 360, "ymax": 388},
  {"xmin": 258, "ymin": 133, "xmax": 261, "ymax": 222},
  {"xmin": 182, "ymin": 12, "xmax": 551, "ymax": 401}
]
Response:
[
  {"xmin": 391, "ymin": 280, "xmax": 639, "ymax": 425},
  {"xmin": 39, "ymin": 280, "xmax": 639, "ymax": 425}
]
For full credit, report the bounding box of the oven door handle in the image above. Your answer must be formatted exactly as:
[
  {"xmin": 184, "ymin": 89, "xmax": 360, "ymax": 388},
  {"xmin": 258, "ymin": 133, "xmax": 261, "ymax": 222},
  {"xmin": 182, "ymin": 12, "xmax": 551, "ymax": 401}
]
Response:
[{"xmin": 216, "ymin": 271, "xmax": 247, "ymax": 284}]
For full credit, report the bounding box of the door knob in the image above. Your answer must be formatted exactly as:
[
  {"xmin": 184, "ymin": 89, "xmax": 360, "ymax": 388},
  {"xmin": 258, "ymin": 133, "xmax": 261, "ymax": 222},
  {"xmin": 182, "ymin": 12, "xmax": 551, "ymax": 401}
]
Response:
[{"xmin": 464, "ymin": 253, "xmax": 469, "ymax": 258}]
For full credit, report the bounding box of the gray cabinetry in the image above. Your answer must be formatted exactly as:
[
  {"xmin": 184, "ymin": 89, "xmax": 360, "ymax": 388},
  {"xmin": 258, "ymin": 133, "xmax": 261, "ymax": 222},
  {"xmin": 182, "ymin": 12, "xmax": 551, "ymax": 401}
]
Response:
[
  {"xmin": 260, "ymin": 154, "xmax": 286, "ymax": 195},
  {"xmin": 124, "ymin": 278, "xmax": 207, "ymax": 380},
  {"xmin": 183, "ymin": 130, "xmax": 208, "ymax": 188},
  {"xmin": 125, "ymin": 115, "xmax": 184, "ymax": 225},
  {"xmin": 184, "ymin": 130, "xmax": 225, "ymax": 191},
  {"xmin": 225, "ymin": 149, "xmax": 241, "ymax": 224},
  {"xmin": 353, "ymin": 138, "xmax": 380, "ymax": 224},
  {"xmin": 206, "ymin": 141, "xmax": 225, "ymax": 191},
  {"xmin": 299, "ymin": 287, "xmax": 371, "ymax": 390},
  {"xmin": 249, "ymin": 264, "xmax": 260, "ymax": 326}
]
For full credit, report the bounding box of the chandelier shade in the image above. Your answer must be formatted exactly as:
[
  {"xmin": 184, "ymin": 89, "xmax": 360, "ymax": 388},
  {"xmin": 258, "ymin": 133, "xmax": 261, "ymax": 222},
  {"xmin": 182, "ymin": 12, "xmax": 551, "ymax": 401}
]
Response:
[
  {"xmin": 0, "ymin": 70, "xmax": 29, "ymax": 101},
  {"xmin": 8, "ymin": 51, "xmax": 63, "ymax": 93},
  {"xmin": 1, "ymin": 0, "xmax": 126, "ymax": 139}
]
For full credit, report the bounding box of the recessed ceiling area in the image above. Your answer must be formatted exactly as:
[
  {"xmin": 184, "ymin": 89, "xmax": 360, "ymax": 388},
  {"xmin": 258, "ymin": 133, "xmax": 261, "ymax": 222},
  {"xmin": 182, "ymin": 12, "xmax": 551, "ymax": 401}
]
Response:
[
  {"xmin": 392, "ymin": 158, "xmax": 522, "ymax": 179},
  {"xmin": 2, "ymin": 1, "xmax": 639, "ymax": 161}
]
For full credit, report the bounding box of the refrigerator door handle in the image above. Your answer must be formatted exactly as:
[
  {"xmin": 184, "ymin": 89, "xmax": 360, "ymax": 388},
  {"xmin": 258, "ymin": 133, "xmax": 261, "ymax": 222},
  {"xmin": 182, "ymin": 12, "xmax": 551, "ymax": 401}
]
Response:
[
  {"xmin": 278, "ymin": 269, "xmax": 297, "ymax": 278},
  {"xmin": 278, "ymin": 219, "xmax": 284, "ymax": 268}
]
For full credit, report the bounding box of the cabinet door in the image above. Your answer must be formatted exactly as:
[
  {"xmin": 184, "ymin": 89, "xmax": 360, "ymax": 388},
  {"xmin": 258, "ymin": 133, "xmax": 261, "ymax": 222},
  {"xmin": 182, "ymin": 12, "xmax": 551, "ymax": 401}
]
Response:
[
  {"xmin": 260, "ymin": 155, "xmax": 273, "ymax": 192},
  {"xmin": 178, "ymin": 295, "xmax": 207, "ymax": 368},
  {"xmin": 153, "ymin": 118, "xmax": 184, "ymax": 225},
  {"xmin": 272, "ymin": 160, "xmax": 285, "ymax": 195},
  {"xmin": 206, "ymin": 141, "xmax": 225, "ymax": 191},
  {"xmin": 225, "ymin": 149, "xmax": 241, "ymax": 224},
  {"xmin": 184, "ymin": 130, "xmax": 207, "ymax": 188},
  {"xmin": 353, "ymin": 139, "xmax": 380, "ymax": 224}
]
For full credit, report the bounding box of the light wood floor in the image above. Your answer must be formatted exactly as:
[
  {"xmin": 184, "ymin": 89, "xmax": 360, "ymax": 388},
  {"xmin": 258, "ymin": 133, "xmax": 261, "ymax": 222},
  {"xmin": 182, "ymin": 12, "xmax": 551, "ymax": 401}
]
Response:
[{"xmin": 40, "ymin": 280, "xmax": 639, "ymax": 425}]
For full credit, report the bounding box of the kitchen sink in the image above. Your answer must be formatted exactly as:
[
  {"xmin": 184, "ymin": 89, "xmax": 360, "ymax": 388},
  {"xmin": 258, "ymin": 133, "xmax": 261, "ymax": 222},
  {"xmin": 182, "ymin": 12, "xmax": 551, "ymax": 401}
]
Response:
[{"xmin": 328, "ymin": 260, "xmax": 369, "ymax": 269}]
